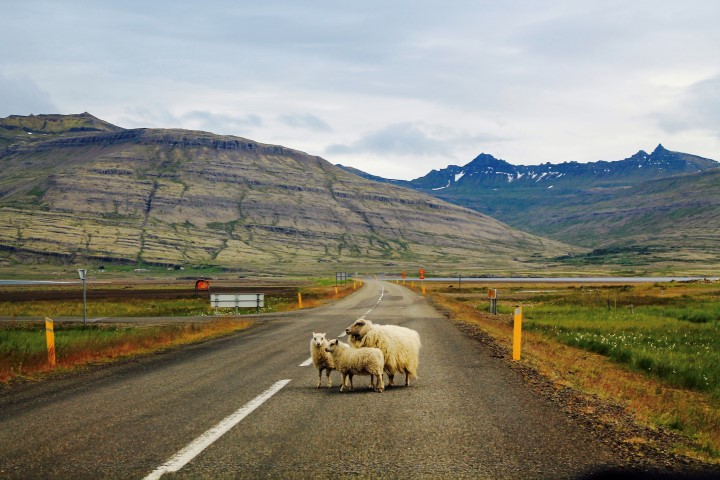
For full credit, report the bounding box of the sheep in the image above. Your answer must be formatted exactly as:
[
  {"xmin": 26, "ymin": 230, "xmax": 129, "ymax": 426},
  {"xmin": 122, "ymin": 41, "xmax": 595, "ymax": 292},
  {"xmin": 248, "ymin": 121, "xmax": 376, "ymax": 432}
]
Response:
[
  {"xmin": 345, "ymin": 319, "xmax": 421, "ymax": 387},
  {"xmin": 324, "ymin": 339, "xmax": 384, "ymax": 392},
  {"xmin": 310, "ymin": 332, "xmax": 335, "ymax": 388}
]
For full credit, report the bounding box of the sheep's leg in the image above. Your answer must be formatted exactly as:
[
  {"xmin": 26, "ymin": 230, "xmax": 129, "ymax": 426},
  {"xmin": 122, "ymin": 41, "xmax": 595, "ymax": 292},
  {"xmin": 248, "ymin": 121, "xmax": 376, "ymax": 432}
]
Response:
[
  {"xmin": 325, "ymin": 368, "xmax": 332, "ymax": 388},
  {"xmin": 348, "ymin": 373, "xmax": 354, "ymax": 390},
  {"xmin": 340, "ymin": 373, "xmax": 348, "ymax": 392},
  {"xmin": 387, "ymin": 373, "xmax": 395, "ymax": 387},
  {"xmin": 317, "ymin": 368, "xmax": 322, "ymax": 388},
  {"xmin": 375, "ymin": 371, "xmax": 384, "ymax": 392}
]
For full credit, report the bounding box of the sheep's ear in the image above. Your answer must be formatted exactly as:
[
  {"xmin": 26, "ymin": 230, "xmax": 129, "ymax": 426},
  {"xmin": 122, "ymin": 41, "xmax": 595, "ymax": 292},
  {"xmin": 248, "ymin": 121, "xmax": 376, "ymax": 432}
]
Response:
[{"xmin": 321, "ymin": 332, "xmax": 326, "ymax": 336}]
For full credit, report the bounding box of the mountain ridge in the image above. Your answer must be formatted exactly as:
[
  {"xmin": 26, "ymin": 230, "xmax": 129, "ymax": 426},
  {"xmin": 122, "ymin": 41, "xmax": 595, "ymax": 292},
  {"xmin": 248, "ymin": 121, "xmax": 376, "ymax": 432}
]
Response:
[
  {"xmin": 338, "ymin": 146, "xmax": 720, "ymax": 272},
  {"xmin": 0, "ymin": 113, "xmax": 574, "ymax": 274}
]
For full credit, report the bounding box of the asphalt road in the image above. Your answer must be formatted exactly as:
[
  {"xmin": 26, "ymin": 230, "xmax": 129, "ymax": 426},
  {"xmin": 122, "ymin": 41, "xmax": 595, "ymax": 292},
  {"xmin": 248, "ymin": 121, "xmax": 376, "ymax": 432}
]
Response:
[{"xmin": 0, "ymin": 280, "xmax": 624, "ymax": 479}]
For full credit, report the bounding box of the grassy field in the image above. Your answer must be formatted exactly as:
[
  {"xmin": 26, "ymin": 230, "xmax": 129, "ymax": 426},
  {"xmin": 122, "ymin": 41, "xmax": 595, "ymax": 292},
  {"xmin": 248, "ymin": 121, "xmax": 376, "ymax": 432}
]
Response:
[
  {"xmin": 0, "ymin": 280, "xmax": 356, "ymax": 383},
  {"xmin": 422, "ymin": 280, "xmax": 720, "ymax": 461},
  {"xmin": 0, "ymin": 281, "xmax": 356, "ymax": 317},
  {"xmin": 0, "ymin": 319, "xmax": 252, "ymax": 382}
]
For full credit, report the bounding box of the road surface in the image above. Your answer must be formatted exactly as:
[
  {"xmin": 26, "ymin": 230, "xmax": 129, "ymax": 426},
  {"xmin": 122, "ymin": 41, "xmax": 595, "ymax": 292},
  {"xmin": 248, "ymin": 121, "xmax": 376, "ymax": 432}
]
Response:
[{"xmin": 0, "ymin": 280, "xmax": 624, "ymax": 478}]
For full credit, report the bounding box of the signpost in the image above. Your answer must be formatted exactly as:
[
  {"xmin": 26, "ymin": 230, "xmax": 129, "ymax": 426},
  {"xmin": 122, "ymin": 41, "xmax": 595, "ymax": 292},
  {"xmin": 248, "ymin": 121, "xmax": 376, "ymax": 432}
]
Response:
[
  {"xmin": 488, "ymin": 288, "xmax": 498, "ymax": 315},
  {"xmin": 77, "ymin": 269, "xmax": 87, "ymax": 325}
]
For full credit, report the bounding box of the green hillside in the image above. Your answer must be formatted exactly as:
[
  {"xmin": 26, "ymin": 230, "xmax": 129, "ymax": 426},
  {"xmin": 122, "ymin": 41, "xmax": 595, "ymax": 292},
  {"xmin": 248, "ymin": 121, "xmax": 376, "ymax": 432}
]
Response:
[{"xmin": 0, "ymin": 114, "xmax": 576, "ymax": 275}]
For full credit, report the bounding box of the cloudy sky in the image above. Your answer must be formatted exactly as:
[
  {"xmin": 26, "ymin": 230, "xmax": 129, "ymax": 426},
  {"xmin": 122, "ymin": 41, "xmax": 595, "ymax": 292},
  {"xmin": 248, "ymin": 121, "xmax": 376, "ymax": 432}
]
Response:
[{"xmin": 2, "ymin": 1, "xmax": 719, "ymax": 179}]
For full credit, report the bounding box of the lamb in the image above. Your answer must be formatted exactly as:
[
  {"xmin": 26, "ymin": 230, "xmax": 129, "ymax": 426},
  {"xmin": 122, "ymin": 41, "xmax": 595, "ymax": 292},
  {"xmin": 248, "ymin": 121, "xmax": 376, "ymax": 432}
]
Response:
[
  {"xmin": 324, "ymin": 339, "xmax": 384, "ymax": 392},
  {"xmin": 310, "ymin": 332, "xmax": 335, "ymax": 388},
  {"xmin": 345, "ymin": 319, "xmax": 421, "ymax": 387}
]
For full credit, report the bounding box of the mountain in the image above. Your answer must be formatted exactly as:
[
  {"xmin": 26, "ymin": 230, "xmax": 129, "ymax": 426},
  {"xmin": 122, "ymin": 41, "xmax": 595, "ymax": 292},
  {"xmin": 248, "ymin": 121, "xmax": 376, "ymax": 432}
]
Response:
[
  {"xmin": 0, "ymin": 113, "xmax": 575, "ymax": 274},
  {"xmin": 339, "ymin": 146, "xmax": 720, "ymax": 271},
  {"xmin": 404, "ymin": 144, "xmax": 717, "ymax": 191},
  {"xmin": 0, "ymin": 112, "xmax": 123, "ymax": 149}
]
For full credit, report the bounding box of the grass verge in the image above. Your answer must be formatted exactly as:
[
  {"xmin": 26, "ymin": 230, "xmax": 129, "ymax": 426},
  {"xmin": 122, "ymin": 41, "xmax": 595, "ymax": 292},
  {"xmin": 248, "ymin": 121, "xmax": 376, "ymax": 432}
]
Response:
[
  {"xmin": 419, "ymin": 281, "xmax": 720, "ymax": 464},
  {"xmin": 0, "ymin": 319, "xmax": 252, "ymax": 383}
]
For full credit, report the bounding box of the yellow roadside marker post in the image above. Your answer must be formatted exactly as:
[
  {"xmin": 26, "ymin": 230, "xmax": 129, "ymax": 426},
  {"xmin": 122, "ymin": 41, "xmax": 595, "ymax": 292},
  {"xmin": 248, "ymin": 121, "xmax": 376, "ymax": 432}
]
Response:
[
  {"xmin": 45, "ymin": 317, "xmax": 56, "ymax": 368},
  {"xmin": 298, "ymin": 292, "xmax": 303, "ymax": 309},
  {"xmin": 422, "ymin": 281, "xmax": 426, "ymax": 295},
  {"xmin": 513, "ymin": 306, "xmax": 522, "ymax": 361}
]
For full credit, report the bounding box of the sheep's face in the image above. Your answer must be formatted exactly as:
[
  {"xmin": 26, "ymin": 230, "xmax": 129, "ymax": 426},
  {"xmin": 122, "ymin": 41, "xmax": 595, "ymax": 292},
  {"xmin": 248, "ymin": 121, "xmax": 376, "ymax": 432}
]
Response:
[
  {"xmin": 345, "ymin": 319, "xmax": 366, "ymax": 336},
  {"xmin": 312, "ymin": 332, "xmax": 327, "ymax": 347},
  {"xmin": 325, "ymin": 339, "xmax": 338, "ymax": 353}
]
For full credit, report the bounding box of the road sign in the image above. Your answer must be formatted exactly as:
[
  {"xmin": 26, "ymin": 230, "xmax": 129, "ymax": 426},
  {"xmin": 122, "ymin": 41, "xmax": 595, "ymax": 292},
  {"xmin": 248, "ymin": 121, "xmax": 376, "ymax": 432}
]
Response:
[
  {"xmin": 419, "ymin": 268, "xmax": 425, "ymax": 280},
  {"xmin": 401, "ymin": 271, "xmax": 407, "ymax": 278}
]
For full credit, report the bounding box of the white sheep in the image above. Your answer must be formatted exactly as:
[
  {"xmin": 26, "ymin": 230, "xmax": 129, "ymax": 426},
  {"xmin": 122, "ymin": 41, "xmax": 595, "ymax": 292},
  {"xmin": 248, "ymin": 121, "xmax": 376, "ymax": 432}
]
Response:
[
  {"xmin": 325, "ymin": 339, "xmax": 384, "ymax": 392},
  {"xmin": 345, "ymin": 319, "xmax": 421, "ymax": 387},
  {"xmin": 310, "ymin": 332, "xmax": 335, "ymax": 388}
]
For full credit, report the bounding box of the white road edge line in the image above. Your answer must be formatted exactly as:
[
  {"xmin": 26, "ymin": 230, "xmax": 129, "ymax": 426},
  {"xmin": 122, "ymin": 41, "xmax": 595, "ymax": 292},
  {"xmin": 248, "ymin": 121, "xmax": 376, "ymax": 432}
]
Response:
[{"xmin": 143, "ymin": 379, "xmax": 292, "ymax": 480}]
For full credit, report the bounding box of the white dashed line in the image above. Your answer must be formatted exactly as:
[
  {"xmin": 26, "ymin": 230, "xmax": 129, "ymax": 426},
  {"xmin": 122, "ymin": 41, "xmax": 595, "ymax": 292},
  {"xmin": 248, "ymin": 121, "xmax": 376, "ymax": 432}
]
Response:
[
  {"xmin": 357, "ymin": 286, "xmax": 385, "ymax": 321},
  {"xmin": 143, "ymin": 379, "xmax": 291, "ymax": 480},
  {"xmin": 299, "ymin": 357, "xmax": 313, "ymax": 367}
]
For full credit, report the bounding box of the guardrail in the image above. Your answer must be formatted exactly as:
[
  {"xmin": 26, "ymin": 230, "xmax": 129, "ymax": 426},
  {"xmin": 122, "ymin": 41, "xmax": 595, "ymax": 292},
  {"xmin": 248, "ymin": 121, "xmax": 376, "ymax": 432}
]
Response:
[{"xmin": 210, "ymin": 293, "xmax": 264, "ymax": 314}]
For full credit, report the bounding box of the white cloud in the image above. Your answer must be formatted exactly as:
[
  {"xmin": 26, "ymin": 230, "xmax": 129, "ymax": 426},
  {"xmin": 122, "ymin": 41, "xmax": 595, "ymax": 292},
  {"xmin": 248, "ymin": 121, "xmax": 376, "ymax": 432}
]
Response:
[
  {"xmin": 657, "ymin": 76, "xmax": 720, "ymax": 137},
  {"xmin": 2, "ymin": 1, "xmax": 720, "ymax": 177},
  {"xmin": 0, "ymin": 73, "xmax": 58, "ymax": 117},
  {"xmin": 327, "ymin": 122, "xmax": 503, "ymax": 157},
  {"xmin": 278, "ymin": 113, "xmax": 332, "ymax": 132}
]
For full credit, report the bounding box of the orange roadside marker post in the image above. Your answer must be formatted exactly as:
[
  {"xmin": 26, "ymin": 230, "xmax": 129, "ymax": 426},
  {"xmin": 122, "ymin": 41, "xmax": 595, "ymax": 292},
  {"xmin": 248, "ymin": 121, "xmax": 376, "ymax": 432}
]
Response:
[
  {"xmin": 45, "ymin": 317, "xmax": 56, "ymax": 368},
  {"xmin": 513, "ymin": 306, "xmax": 522, "ymax": 361},
  {"xmin": 298, "ymin": 292, "xmax": 303, "ymax": 308}
]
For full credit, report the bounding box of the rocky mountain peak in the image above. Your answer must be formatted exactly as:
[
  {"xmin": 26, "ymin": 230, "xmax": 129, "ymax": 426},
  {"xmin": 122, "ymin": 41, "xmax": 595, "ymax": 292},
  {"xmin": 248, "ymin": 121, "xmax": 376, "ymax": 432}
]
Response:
[
  {"xmin": 466, "ymin": 153, "xmax": 515, "ymax": 172},
  {"xmin": 652, "ymin": 144, "xmax": 667, "ymax": 155}
]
